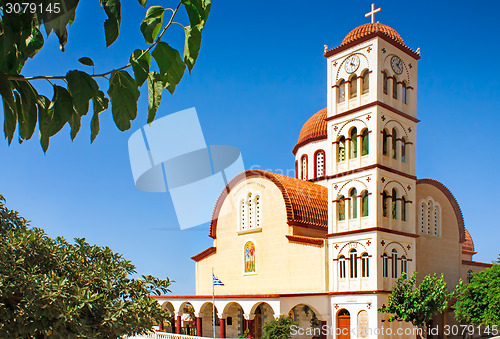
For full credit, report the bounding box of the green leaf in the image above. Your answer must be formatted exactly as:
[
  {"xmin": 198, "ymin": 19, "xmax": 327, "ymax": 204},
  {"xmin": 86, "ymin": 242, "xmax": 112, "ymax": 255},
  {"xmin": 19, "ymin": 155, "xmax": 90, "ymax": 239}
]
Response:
[
  {"xmin": 183, "ymin": 25, "xmax": 202, "ymax": 73},
  {"xmin": 107, "ymin": 71, "xmax": 140, "ymax": 131},
  {"xmin": 78, "ymin": 57, "xmax": 95, "ymax": 67},
  {"xmin": 101, "ymin": 0, "xmax": 122, "ymax": 47},
  {"xmin": 91, "ymin": 90, "xmax": 108, "ymax": 143},
  {"xmin": 48, "ymin": 85, "xmax": 75, "ymax": 137},
  {"xmin": 37, "ymin": 95, "xmax": 51, "ymax": 152},
  {"xmin": 130, "ymin": 50, "xmax": 151, "ymax": 87},
  {"xmin": 3, "ymin": 98, "xmax": 16, "ymax": 145},
  {"xmin": 152, "ymin": 42, "xmax": 186, "ymax": 94},
  {"xmin": 13, "ymin": 81, "xmax": 38, "ymax": 141},
  {"xmin": 147, "ymin": 72, "xmax": 165, "ymax": 123},
  {"xmin": 0, "ymin": 73, "xmax": 15, "ymax": 110},
  {"xmin": 42, "ymin": 0, "xmax": 79, "ymax": 51},
  {"xmin": 140, "ymin": 6, "xmax": 164, "ymax": 44},
  {"xmin": 138, "ymin": 0, "xmax": 148, "ymax": 6},
  {"xmin": 181, "ymin": 0, "xmax": 211, "ymax": 29},
  {"xmin": 104, "ymin": 18, "xmax": 120, "ymax": 47},
  {"xmin": 66, "ymin": 70, "xmax": 99, "ymax": 116},
  {"xmin": 23, "ymin": 26, "xmax": 44, "ymax": 59}
]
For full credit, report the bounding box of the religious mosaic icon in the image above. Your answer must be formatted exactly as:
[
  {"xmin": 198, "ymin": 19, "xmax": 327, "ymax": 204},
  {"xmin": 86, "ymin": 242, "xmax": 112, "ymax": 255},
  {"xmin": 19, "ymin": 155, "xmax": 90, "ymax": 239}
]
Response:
[{"xmin": 244, "ymin": 241, "xmax": 256, "ymax": 273}]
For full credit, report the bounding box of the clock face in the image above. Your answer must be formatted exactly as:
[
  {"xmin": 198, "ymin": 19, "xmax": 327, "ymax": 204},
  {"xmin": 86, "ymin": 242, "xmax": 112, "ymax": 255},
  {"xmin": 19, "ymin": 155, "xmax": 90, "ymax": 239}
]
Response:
[
  {"xmin": 344, "ymin": 55, "xmax": 360, "ymax": 74},
  {"xmin": 391, "ymin": 55, "xmax": 404, "ymax": 75}
]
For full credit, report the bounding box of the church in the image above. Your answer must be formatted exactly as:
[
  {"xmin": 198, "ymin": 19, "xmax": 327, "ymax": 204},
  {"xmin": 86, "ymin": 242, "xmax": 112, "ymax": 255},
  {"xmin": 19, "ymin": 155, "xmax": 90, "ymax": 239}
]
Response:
[{"xmin": 152, "ymin": 5, "xmax": 492, "ymax": 339}]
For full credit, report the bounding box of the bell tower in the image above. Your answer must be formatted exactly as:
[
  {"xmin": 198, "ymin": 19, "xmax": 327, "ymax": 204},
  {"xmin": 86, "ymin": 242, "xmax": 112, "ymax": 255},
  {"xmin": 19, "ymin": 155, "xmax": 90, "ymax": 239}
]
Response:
[{"xmin": 291, "ymin": 4, "xmax": 423, "ymax": 335}]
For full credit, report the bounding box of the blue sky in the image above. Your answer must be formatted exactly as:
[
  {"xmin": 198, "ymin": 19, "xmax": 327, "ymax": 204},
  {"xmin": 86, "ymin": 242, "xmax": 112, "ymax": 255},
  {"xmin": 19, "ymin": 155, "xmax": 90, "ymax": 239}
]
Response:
[{"xmin": 1, "ymin": 1, "xmax": 499, "ymax": 295}]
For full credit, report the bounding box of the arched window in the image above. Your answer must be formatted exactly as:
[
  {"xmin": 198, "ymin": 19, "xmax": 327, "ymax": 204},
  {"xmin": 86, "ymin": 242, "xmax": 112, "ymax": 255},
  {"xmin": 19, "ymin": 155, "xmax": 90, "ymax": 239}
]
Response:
[
  {"xmin": 244, "ymin": 241, "xmax": 256, "ymax": 273},
  {"xmin": 338, "ymin": 196, "xmax": 345, "ymax": 221},
  {"xmin": 240, "ymin": 200, "xmax": 246, "ymax": 229},
  {"xmin": 361, "ymin": 129, "xmax": 369, "ymax": 156},
  {"xmin": 392, "ymin": 76, "xmax": 398, "ymax": 99},
  {"xmin": 361, "ymin": 70, "xmax": 369, "ymax": 94},
  {"xmin": 361, "ymin": 253, "xmax": 369, "ymax": 278},
  {"xmin": 382, "ymin": 191, "xmax": 389, "ymax": 218},
  {"xmin": 382, "ymin": 253, "xmax": 389, "ymax": 278},
  {"xmin": 392, "ymin": 188, "xmax": 397, "ymax": 220},
  {"xmin": 339, "ymin": 256, "xmax": 346, "ymax": 279},
  {"xmin": 382, "ymin": 130, "xmax": 388, "ymax": 156},
  {"xmin": 361, "ymin": 190, "xmax": 369, "ymax": 217},
  {"xmin": 349, "ymin": 188, "xmax": 358, "ymax": 219},
  {"xmin": 349, "ymin": 249, "xmax": 358, "ymax": 278},
  {"xmin": 255, "ymin": 195, "xmax": 261, "ymax": 227},
  {"xmin": 338, "ymin": 79, "xmax": 345, "ymax": 103},
  {"xmin": 240, "ymin": 193, "xmax": 262, "ymax": 230},
  {"xmin": 419, "ymin": 198, "xmax": 441, "ymax": 236},
  {"xmin": 301, "ymin": 155, "xmax": 307, "ymax": 180},
  {"xmin": 392, "ymin": 128, "xmax": 397, "ymax": 159},
  {"xmin": 401, "ymin": 256, "xmax": 408, "ymax": 277},
  {"xmin": 401, "ymin": 137, "xmax": 407, "ymax": 163},
  {"xmin": 349, "ymin": 74, "xmax": 357, "ymax": 99},
  {"xmin": 420, "ymin": 202, "xmax": 426, "ymax": 233},
  {"xmin": 248, "ymin": 193, "xmax": 254, "ymax": 228},
  {"xmin": 295, "ymin": 160, "xmax": 298, "ymax": 179},
  {"xmin": 434, "ymin": 205, "xmax": 440, "ymax": 236},
  {"xmin": 427, "ymin": 200, "xmax": 433, "ymax": 234},
  {"xmin": 467, "ymin": 270, "xmax": 473, "ymax": 284},
  {"xmin": 383, "ymin": 71, "xmax": 388, "ymax": 94},
  {"xmin": 349, "ymin": 128, "xmax": 357, "ymax": 159},
  {"xmin": 402, "ymin": 81, "xmax": 408, "ymax": 104},
  {"xmin": 338, "ymin": 136, "xmax": 346, "ymax": 162},
  {"xmin": 392, "ymin": 249, "xmax": 398, "ymax": 278},
  {"xmin": 401, "ymin": 196, "xmax": 407, "ymax": 222},
  {"xmin": 315, "ymin": 151, "xmax": 324, "ymax": 178}
]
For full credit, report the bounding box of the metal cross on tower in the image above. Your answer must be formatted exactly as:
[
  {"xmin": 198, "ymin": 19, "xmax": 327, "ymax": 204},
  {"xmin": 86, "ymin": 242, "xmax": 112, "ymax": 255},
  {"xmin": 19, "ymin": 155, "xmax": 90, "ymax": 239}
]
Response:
[{"xmin": 365, "ymin": 3, "xmax": 381, "ymax": 23}]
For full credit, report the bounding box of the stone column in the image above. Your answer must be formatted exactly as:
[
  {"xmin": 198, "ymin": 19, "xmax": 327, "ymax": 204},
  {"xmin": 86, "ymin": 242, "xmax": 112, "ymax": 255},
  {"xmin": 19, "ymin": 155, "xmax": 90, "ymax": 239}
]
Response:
[
  {"xmin": 176, "ymin": 315, "xmax": 182, "ymax": 334},
  {"xmin": 196, "ymin": 317, "xmax": 202, "ymax": 337},
  {"xmin": 245, "ymin": 319, "xmax": 253, "ymax": 338},
  {"xmin": 320, "ymin": 320, "xmax": 327, "ymax": 339},
  {"xmin": 220, "ymin": 318, "xmax": 226, "ymax": 338}
]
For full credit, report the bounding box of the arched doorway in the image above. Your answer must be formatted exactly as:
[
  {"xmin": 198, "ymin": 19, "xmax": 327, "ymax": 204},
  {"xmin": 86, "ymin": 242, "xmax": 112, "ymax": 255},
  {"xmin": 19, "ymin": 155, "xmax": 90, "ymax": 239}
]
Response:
[
  {"xmin": 223, "ymin": 302, "xmax": 245, "ymax": 338},
  {"xmin": 337, "ymin": 309, "xmax": 350, "ymax": 339},
  {"xmin": 160, "ymin": 302, "xmax": 175, "ymax": 333},
  {"xmin": 288, "ymin": 304, "xmax": 322, "ymax": 339},
  {"xmin": 252, "ymin": 302, "xmax": 275, "ymax": 339}
]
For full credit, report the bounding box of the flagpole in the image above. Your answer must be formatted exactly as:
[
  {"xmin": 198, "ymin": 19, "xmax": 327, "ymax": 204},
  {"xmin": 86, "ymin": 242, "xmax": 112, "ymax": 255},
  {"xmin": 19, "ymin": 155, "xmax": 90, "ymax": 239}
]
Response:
[{"xmin": 212, "ymin": 267, "xmax": 215, "ymax": 339}]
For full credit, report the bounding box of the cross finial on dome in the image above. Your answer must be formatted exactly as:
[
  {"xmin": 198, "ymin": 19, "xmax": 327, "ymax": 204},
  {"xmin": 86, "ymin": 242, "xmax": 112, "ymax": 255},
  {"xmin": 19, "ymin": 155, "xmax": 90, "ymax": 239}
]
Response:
[{"xmin": 365, "ymin": 3, "xmax": 381, "ymax": 24}]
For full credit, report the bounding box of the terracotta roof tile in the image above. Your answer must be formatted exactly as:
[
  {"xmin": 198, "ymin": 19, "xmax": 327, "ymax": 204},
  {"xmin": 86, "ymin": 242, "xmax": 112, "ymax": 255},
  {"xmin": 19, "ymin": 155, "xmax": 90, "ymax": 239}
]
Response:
[
  {"xmin": 293, "ymin": 108, "xmax": 327, "ymax": 154},
  {"xmin": 210, "ymin": 170, "xmax": 328, "ymax": 239},
  {"xmin": 342, "ymin": 23, "xmax": 404, "ymax": 46},
  {"xmin": 463, "ymin": 228, "xmax": 475, "ymax": 253}
]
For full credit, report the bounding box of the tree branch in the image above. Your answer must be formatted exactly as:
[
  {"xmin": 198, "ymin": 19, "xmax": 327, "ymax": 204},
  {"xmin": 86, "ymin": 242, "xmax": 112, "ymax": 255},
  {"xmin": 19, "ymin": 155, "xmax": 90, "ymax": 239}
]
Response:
[{"xmin": 6, "ymin": 2, "xmax": 183, "ymax": 83}]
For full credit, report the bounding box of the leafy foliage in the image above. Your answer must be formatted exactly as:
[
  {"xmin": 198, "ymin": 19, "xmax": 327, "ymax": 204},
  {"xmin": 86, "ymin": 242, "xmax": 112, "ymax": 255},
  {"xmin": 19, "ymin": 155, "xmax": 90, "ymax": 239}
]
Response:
[
  {"xmin": 0, "ymin": 194, "xmax": 172, "ymax": 338},
  {"xmin": 0, "ymin": 0, "xmax": 211, "ymax": 151},
  {"xmin": 262, "ymin": 316, "xmax": 298, "ymax": 339},
  {"xmin": 454, "ymin": 263, "xmax": 500, "ymax": 326},
  {"xmin": 378, "ymin": 272, "xmax": 455, "ymax": 336}
]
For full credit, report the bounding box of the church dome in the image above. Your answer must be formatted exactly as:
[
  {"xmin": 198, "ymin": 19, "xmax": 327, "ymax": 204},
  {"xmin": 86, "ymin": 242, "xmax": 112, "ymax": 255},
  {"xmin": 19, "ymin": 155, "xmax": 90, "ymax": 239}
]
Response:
[
  {"xmin": 463, "ymin": 228, "xmax": 475, "ymax": 253},
  {"xmin": 293, "ymin": 108, "xmax": 327, "ymax": 154},
  {"xmin": 342, "ymin": 23, "xmax": 404, "ymax": 46}
]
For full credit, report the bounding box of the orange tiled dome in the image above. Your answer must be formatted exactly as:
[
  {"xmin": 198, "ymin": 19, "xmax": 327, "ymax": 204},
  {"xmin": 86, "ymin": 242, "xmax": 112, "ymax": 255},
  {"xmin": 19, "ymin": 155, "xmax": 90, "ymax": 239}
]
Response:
[
  {"xmin": 342, "ymin": 23, "xmax": 404, "ymax": 46},
  {"xmin": 463, "ymin": 228, "xmax": 475, "ymax": 253},
  {"xmin": 295, "ymin": 108, "xmax": 328, "ymax": 150}
]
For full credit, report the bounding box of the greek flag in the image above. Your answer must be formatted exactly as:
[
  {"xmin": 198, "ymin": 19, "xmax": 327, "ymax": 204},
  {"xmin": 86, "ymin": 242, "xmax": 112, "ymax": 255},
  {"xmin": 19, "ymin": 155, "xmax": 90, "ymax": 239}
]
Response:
[{"xmin": 213, "ymin": 273, "xmax": 224, "ymax": 286}]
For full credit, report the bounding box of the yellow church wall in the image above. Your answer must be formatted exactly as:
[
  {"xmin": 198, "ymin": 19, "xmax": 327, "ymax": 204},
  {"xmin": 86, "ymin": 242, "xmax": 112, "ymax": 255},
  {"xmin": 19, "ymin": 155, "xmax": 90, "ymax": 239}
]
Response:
[
  {"xmin": 415, "ymin": 183, "xmax": 461, "ymax": 289},
  {"xmin": 195, "ymin": 177, "xmax": 327, "ymax": 295}
]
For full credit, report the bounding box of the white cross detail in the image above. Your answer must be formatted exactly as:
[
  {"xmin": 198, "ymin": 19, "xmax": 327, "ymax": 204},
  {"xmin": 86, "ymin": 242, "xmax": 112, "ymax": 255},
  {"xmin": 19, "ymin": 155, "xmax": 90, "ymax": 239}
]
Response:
[{"xmin": 365, "ymin": 3, "xmax": 381, "ymax": 23}]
